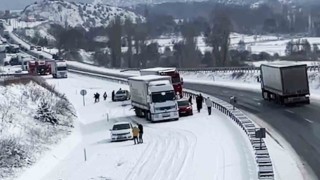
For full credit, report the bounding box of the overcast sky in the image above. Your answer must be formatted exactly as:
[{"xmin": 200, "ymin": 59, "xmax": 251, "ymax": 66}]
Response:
[{"xmin": 0, "ymin": 0, "xmax": 92, "ymax": 11}]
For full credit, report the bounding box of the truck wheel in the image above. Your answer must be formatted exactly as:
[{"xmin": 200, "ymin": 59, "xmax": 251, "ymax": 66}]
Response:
[{"xmin": 145, "ymin": 111, "xmax": 151, "ymax": 121}]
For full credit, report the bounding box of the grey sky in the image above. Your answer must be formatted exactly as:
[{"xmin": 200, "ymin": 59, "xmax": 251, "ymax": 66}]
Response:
[{"xmin": 0, "ymin": 0, "xmax": 92, "ymax": 11}]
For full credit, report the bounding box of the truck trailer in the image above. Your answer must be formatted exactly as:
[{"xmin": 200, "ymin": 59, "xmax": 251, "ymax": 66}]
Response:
[
  {"xmin": 140, "ymin": 67, "xmax": 183, "ymax": 97},
  {"xmin": 128, "ymin": 75, "xmax": 179, "ymax": 122},
  {"xmin": 51, "ymin": 60, "xmax": 68, "ymax": 78},
  {"xmin": 260, "ymin": 63, "xmax": 310, "ymax": 105}
]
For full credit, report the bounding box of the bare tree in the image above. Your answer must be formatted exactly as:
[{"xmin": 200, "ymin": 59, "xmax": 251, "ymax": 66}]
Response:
[
  {"xmin": 124, "ymin": 18, "xmax": 134, "ymax": 68},
  {"xmin": 180, "ymin": 21, "xmax": 200, "ymax": 67},
  {"xmin": 206, "ymin": 10, "xmax": 232, "ymax": 67},
  {"xmin": 107, "ymin": 16, "xmax": 122, "ymax": 68}
]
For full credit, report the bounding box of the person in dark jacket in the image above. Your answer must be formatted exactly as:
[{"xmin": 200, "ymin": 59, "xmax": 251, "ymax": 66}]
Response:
[
  {"xmin": 138, "ymin": 123, "xmax": 143, "ymax": 144},
  {"xmin": 188, "ymin": 95, "xmax": 192, "ymax": 105},
  {"xmin": 94, "ymin": 93, "xmax": 98, "ymax": 103},
  {"xmin": 96, "ymin": 93, "xmax": 100, "ymax": 102},
  {"xmin": 103, "ymin": 92, "xmax": 107, "ymax": 101},
  {"xmin": 199, "ymin": 94, "xmax": 204, "ymax": 110},
  {"xmin": 111, "ymin": 90, "xmax": 115, "ymax": 101},
  {"xmin": 196, "ymin": 94, "xmax": 202, "ymax": 113}
]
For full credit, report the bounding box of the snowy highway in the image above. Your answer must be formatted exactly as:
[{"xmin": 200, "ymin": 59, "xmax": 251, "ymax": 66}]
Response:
[
  {"xmin": 184, "ymin": 82, "xmax": 320, "ymax": 179},
  {"xmin": 18, "ymin": 73, "xmax": 258, "ymax": 180}
]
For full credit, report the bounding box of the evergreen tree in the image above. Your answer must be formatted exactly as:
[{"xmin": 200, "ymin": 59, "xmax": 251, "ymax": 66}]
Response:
[{"xmin": 35, "ymin": 100, "xmax": 58, "ymax": 125}]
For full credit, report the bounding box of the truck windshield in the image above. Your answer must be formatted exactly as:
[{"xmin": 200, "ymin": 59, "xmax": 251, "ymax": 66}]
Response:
[
  {"xmin": 152, "ymin": 91, "xmax": 175, "ymax": 103},
  {"xmin": 57, "ymin": 67, "xmax": 67, "ymax": 71}
]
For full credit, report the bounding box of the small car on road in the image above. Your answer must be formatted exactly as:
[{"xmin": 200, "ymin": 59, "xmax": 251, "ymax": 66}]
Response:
[
  {"xmin": 114, "ymin": 90, "xmax": 130, "ymax": 101},
  {"xmin": 177, "ymin": 98, "xmax": 193, "ymax": 116}
]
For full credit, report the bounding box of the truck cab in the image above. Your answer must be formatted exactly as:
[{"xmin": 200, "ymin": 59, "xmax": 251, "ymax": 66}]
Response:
[
  {"xmin": 148, "ymin": 80, "xmax": 179, "ymax": 121},
  {"xmin": 52, "ymin": 60, "xmax": 68, "ymax": 78},
  {"xmin": 129, "ymin": 75, "xmax": 179, "ymax": 122}
]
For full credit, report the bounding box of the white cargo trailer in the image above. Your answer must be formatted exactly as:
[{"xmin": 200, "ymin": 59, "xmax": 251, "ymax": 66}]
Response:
[
  {"xmin": 260, "ymin": 63, "xmax": 310, "ymax": 104},
  {"xmin": 128, "ymin": 75, "xmax": 179, "ymax": 121}
]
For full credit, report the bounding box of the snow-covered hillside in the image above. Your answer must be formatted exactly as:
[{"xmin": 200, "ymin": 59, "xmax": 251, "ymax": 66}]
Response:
[
  {"xmin": 0, "ymin": 80, "xmax": 75, "ymax": 180},
  {"xmin": 20, "ymin": 0, "xmax": 144, "ymax": 29},
  {"xmin": 95, "ymin": 0, "xmax": 286, "ymax": 7}
]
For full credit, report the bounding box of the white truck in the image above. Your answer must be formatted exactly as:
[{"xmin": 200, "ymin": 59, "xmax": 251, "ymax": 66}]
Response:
[
  {"xmin": 51, "ymin": 60, "xmax": 68, "ymax": 78},
  {"xmin": 261, "ymin": 63, "xmax": 310, "ymax": 105},
  {"xmin": 128, "ymin": 75, "xmax": 179, "ymax": 122}
]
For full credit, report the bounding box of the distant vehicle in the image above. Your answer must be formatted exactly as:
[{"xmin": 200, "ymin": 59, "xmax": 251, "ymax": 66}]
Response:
[
  {"xmin": 3, "ymin": 30, "xmax": 9, "ymax": 39},
  {"xmin": 140, "ymin": 67, "xmax": 184, "ymax": 97},
  {"xmin": 6, "ymin": 45, "xmax": 20, "ymax": 53},
  {"xmin": 30, "ymin": 46, "xmax": 35, "ymax": 50},
  {"xmin": 260, "ymin": 63, "xmax": 310, "ymax": 105},
  {"xmin": 36, "ymin": 46, "xmax": 42, "ymax": 51},
  {"xmin": 52, "ymin": 54, "xmax": 63, "ymax": 60},
  {"xmin": 35, "ymin": 60, "xmax": 51, "ymax": 75},
  {"xmin": 114, "ymin": 89, "xmax": 130, "ymax": 101},
  {"xmin": 177, "ymin": 99, "xmax": 193, "ymax": 116},
  {"xmin": 51, "ymin": 60, "xmax": 67, "ymax": 78},
  {"xmin": 110, "ymin": 122, "xmax": 133, "ymax": 142},
  {"xmin": 128, "ymin": 75, "xmax": 179, "ymax": 122}
]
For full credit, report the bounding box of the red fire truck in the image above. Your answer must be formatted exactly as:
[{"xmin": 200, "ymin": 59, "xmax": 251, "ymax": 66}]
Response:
[{"xmin": 140, "ymin": 67, "xmax": 184, "ymax": 97}]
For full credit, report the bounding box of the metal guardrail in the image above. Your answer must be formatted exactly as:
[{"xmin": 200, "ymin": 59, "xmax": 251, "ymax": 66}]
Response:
[
  {"xmin": 0, "ymin": 72, "xmax": 29, "ymax": 78},
  {"xmin": 182, "ymin": 90, "xmax": 274, "ymax": 180},
  {"xmin": 69, "ymin": 68, "xmax": 274, "ymax": 180},
  {"xmin": 122, "ymin": 65, "xmax": 320, "ymax": 73}
]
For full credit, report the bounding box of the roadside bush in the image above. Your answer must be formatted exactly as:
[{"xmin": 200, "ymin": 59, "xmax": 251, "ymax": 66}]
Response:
[
  {"xmin": 231, "ymin": 72, "xmax": 245, "ymax": 79},
  {"xmin": 0, "ymin": 137, "xmax": 33, "ymax": 178}
]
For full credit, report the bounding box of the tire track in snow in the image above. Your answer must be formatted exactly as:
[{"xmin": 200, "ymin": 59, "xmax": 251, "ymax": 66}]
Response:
[{"xmin": 125, "ymin": 118, "xmax": 197, "ymax": 180}]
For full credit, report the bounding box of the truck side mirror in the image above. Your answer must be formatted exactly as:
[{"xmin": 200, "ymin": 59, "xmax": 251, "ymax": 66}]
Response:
[{"xmin": 181, "ymin": 78, "xmax": 184, "ymax": 84}]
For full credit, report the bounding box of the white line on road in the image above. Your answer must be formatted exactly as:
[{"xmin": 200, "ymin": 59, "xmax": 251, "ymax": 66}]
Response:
[
  {"xmin": 304, "ymin": 118, "xmax": 314, "ymax": 124},
  {"xmin": 253, "ymin": 98, "xmax": 260, "ymax": 101},
  {"xmin": 285, "ymin": 109, "xmax": 295, "ymax": 114}
]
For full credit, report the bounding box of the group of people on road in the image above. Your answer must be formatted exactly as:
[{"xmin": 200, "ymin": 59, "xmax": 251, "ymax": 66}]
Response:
[
  {"xmin": 132, "ymin": 123, "xmax": 144, "ymax": 145},
  {"xmin": 94, "ymin": 92, "xmax": 108, "ymax": 103},
  {"xmin": 194, "ymin": 94, "xmax": 213, "ymax": 115}
]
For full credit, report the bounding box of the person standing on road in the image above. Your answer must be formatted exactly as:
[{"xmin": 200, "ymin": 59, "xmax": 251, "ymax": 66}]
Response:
[
  {"xmin": 132, "ymin": 126, "xmax": 140, "ymax": 145},
  {"xmin": 196, "ymin": 94, "xmax": 201, "ymax": 113},
  {"xmin": 96, "ymin": 93, "xmax": 100, "ymax": 102},
  {"xmin": 103, "ymin": 92, "xmax": 107, "ymax": 101},
  {"xmin": 205, "ymin": 97, "xmax": 213, "ymax": 115},
  {"xmin": 188, "ymin": 95, "xmax": 192, "ymax": 105},
  {"xmin": 112, "ymin": 90, "xmax": 115, "ymax": 102},
  {"xmin": 138, "ymin": 123, "xmax": 143, "ymax": 144},
  {"xmin": 200, "ymin": 94, "xmax": 204, "ymax": 110},
  {"xmin": 94, "ymin": 93, "xmax": 98, "ymax": 103}
]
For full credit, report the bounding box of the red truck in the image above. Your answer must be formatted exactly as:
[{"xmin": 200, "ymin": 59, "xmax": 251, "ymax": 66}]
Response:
[
  {"xmin": 27, "ymin": 60, "xmax": 51, "ymax": 75},
  {"xmin": 140, "ymin": 67, "xmax": 184, "ymax": 97}
]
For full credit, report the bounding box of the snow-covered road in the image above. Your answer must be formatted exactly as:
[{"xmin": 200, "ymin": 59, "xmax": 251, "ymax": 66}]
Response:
[{"xmin": 17, "ymin": 73, "xmax": 257, "ymax": 180}]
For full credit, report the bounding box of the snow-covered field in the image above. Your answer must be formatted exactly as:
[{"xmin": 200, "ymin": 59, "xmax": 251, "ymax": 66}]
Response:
[
  {"xmin": 15, "ymin": 73, "xmax": 261, "ymax": 180},
  {"xmin": 0, "ymin": 81, "xmax": 75, "ymax": 180}
]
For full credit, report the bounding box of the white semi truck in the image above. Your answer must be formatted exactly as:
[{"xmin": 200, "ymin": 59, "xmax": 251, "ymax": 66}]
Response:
[
  {"xmin": 261, "ymin": 63, "xmax": 310, "ymax": 105},
  {"xmin": 51, "ymin": 60, "xmax": 68, "ymax": 78},
  {"xmin": 128, "ymin": 75, "xmax": 179, "ymax": 122}
]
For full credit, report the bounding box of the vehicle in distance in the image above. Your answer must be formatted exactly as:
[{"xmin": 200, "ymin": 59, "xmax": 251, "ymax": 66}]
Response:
[
  {"xmin": 36, "ymin": 46, "xmax": 42, "ymax": 51},
  {"xmin": 128, "ymin": 75, "xmax": 179, "ymax": 122},
  {"xmin": 177, "ymin": 98, "xmax": 193, "ymax": 116},
  {"xmin": 140, "ymin": 67, "xmax": 183, "ymax": 97},
  {"xmin": 260, "ymin": 63, "xmax": 310, "ymax": 105},
  {"xmin": 114, "ymin": 90, "xmax": 130, "ymax": 101},
  {"xmin": 110, "ymin": 122, "xmax": 133, "ymax": 142},
  {"xmin": 30, "ymin": 46, "xmax": 35, "ymax": 50}
]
